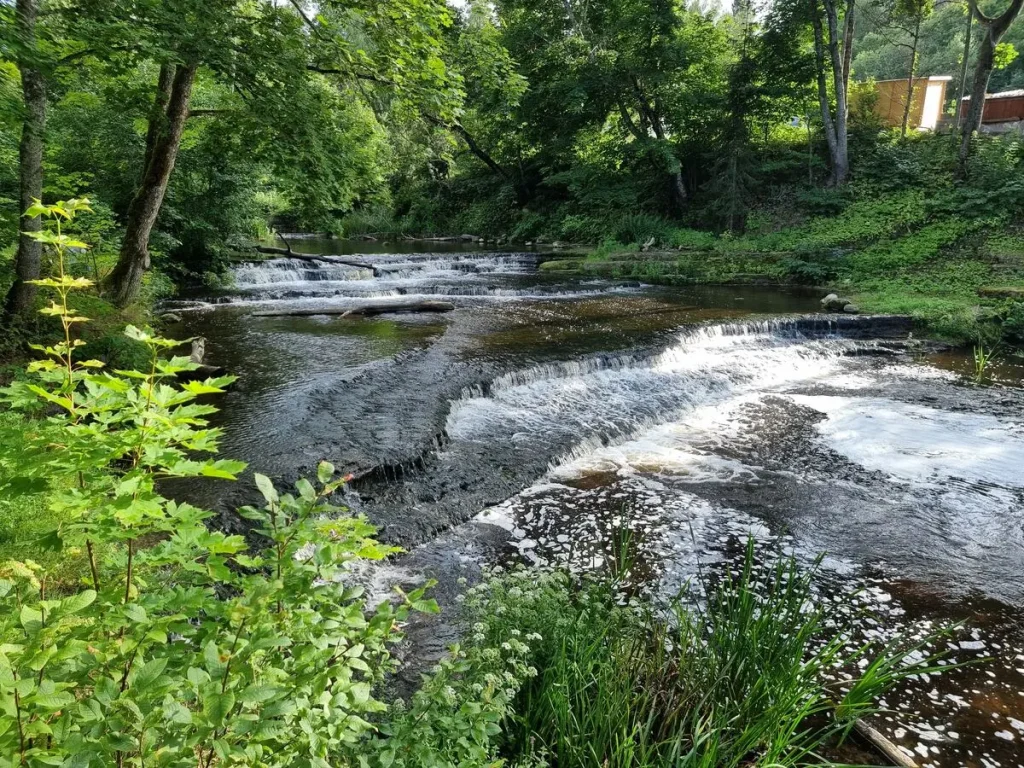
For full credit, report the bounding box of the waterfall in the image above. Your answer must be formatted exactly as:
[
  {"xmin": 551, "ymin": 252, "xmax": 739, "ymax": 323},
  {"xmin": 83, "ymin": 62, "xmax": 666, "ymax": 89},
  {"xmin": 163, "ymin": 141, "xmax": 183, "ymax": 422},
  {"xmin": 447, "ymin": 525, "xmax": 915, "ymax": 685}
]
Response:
[
  {"xmin": 231, "ymin": 258, "xmax": 373, "ymax": 286},
  {"xmin": 445, "ymin": 318, "xmax": 860, "ymax": 470},
  {"xmin": 226, "ymin": 252, "xmax": 549, "ymax": 300}
]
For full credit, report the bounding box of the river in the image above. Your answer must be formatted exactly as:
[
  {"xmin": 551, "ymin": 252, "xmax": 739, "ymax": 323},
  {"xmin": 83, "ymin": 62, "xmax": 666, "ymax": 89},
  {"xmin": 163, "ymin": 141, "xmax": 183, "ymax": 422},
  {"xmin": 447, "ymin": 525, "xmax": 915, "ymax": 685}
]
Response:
[{"xmin": 164, "ymin": 244, "xmax": 1024, "ymax": 768}]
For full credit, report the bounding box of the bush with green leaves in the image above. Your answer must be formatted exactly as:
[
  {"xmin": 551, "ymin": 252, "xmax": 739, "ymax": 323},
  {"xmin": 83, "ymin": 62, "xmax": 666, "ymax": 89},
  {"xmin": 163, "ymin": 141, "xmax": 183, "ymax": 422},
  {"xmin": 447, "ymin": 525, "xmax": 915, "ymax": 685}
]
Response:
[{"xmin": 0, "ymin": 199, "xmax": 439, "ymax": 767}]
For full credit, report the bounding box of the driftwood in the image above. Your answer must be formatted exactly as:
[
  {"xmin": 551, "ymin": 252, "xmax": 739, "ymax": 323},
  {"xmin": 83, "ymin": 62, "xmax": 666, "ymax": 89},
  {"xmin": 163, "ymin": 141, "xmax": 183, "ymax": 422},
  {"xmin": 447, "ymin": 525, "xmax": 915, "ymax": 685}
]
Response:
[
  {"xmin": 400, "ymin": 234, "xmax": 480, "ymax": 243},
  {"xmin": 249, "ymin": 242, "xmax": 382, "ymax": 276},
  {"xmin": 853, "ymin": 719, "xmax": 918, "ymax": 768},
  {"xmin": 252, "ymin": 300, "xmax": 455, "ymax": 318},
  {"xmin": 189, "ymin": 337, "xmax": 206, "ymax": 364}
]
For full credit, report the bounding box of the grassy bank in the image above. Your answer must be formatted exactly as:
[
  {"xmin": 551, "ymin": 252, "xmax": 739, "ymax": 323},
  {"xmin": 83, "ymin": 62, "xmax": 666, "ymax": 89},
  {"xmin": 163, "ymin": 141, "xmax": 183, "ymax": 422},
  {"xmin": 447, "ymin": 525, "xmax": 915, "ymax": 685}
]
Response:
[{"xmin": 539, "ymin": 190, "xmax": 1024, "ymax": 344}]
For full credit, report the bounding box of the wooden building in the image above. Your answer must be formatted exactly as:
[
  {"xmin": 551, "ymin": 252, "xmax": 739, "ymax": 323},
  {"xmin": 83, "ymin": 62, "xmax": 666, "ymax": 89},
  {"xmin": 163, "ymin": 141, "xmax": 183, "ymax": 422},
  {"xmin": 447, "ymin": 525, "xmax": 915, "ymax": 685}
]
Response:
[
  {"xmin": 960, "ymin": 89, "xmax": 1024, "ymax": 132},
  {"xmin": 864, "ymin": 76, "xmax": 952, "ymax": 131}
]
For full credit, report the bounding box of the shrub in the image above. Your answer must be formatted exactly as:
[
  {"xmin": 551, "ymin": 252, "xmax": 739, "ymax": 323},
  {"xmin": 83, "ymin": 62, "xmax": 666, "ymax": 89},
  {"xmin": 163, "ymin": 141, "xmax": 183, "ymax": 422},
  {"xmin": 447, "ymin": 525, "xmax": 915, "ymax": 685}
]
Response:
[
  {"xmin": 610, "ymin": 213, "xmax": 671, "ymax": 246},
  {"xmin": 0, "ymin": 199, "xmax": 437, "ymax": 767}
]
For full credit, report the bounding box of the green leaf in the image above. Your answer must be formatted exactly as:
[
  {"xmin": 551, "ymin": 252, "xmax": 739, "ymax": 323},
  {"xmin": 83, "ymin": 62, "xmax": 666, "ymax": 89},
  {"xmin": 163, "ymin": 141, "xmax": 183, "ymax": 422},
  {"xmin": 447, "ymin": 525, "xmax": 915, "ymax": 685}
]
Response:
[
  {"xmin": 238, "ymin": 684, "xmax": 279, "ymax": 704},
  {"xmin": 317, "ymin": 461, "xmax": 335, "ymax": 485},
  {"xmin": 133, "ymin": 657, "xmax": 168, "ymax": 688},
  {"xmin": 203, "ymin": 691, "xmax": 236, "ymax": 728},
  {"xmin": 163, "ymin": 698, "xmax": 193, "ymax": 725},
  {"xmin": 254, "ymin": 473, "xmax": 278, "ymax": 505},
  {"xmin": 59, "ymin": 590, "xmax": 96, "ymax": 616},
  {"xmin": 181, "ymin": 380, "xmax": 228, "ymax": 395},
  {"xmin": 295, "ymin": 478, "xmax": 315, "ymax": 501},
  {"xmin": 20, "ymin": 605, "xmax": 42, "ymax": 631},
  {"xmin": 24, "ymin": 201, "xmax": 49, "ymax": 218},
  {"xmin": 124, "ymin": 603, "xmax": 148, "ymax": 623},
  {"xmin": 29, "ymin": 692, "xmax": 76, "ymax": 710}
]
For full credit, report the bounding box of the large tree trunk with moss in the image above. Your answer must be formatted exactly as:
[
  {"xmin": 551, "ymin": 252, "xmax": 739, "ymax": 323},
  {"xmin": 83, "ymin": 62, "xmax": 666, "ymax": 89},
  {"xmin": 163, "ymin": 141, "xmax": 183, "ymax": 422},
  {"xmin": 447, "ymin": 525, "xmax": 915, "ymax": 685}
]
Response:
[
  {"xmin": 107, "ymin": 63, "xmax": 196, "ymax": 307},
  {"xmin": 959, "ymin": 0, "xmax": 1024, "ymax": 175},
  {"xmin": 3, "ymin": 0, "xmax": 46, "ymax": 320}
]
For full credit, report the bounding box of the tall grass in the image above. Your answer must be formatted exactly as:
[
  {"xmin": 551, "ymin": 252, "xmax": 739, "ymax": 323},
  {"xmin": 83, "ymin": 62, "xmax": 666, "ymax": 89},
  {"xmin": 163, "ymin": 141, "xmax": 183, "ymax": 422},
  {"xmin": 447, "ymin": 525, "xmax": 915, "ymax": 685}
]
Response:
[{"xmin": 463, "ymin": 540, "xmax": 955, "ymax": 768}]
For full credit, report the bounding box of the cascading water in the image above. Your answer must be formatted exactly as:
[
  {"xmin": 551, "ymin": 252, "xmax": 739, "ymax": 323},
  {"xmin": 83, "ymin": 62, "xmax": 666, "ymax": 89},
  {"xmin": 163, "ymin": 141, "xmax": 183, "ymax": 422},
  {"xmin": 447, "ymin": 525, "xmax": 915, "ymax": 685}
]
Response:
[
  {"xmin": 231, "ymin": 258, "xmax": 374, "ymax": 286},
  {"xmin": 428, "ymin": 321, "xmax": 1024, "ymax": 768},
  {"xmin": 446, "ymin": 319, "xmax": 862, "ymax": 466}
]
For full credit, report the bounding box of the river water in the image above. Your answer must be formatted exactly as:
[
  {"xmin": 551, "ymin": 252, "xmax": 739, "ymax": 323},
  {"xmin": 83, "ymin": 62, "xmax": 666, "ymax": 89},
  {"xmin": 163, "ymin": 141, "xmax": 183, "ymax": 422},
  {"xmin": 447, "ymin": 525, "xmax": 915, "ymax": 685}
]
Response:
[{"xmin": 165, "ymin": 245, "xmax": 1024, "ymax": 768}]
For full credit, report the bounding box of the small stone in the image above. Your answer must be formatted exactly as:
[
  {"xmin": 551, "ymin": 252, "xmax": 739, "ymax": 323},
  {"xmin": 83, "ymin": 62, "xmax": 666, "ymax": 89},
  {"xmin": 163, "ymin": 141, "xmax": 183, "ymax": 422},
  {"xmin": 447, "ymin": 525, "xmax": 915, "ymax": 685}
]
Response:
[
  {"xmin": 843, "ymin": 303, "xmax": 859, "ymax": 314},
  {"xmin": 159, "ymin": 312, "xmax": 182, "ymax": 323}
]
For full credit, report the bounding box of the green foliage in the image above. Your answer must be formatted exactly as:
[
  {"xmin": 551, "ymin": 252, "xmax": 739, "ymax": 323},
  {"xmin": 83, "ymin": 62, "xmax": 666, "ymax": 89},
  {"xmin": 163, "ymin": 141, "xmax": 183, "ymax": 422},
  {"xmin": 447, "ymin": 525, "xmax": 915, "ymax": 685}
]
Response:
[
  {"xmin": 0, "ymin": 199, "xmax": 435, "ymax": 767},
  {"xmin": 461, "ymin": 542, "xmax": 955, "ymax": 768},
  {"xmin": 973, "ymin": 341, "xmax": 1000, "ymax": 385},
  {"xmin": 365, "ymin": 620, "xmax": 538, "ymax": 768}
]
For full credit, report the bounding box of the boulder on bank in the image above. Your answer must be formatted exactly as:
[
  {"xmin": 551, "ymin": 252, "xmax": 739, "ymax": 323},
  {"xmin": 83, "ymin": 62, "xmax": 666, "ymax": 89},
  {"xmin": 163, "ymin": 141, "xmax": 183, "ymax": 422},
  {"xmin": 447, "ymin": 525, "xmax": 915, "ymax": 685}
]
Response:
[{"xmin": 820, "ymin": 293, "xmax": 853, "ymax": 313}]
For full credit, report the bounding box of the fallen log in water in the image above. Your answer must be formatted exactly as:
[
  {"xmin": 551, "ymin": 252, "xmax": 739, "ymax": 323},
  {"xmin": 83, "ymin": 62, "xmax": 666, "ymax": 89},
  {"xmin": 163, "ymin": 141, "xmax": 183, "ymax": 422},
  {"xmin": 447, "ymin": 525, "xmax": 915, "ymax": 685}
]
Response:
[
  {"xmin": 175, "ymin": 336, "xmax": 227, "ymax": 382},
  {"xmin": 250, "ymin": 246, "xmax": 380, "ymax": 275},
  {"xmin": 252, "ymin": 300, "xmax": 456, "ymax": 318}
]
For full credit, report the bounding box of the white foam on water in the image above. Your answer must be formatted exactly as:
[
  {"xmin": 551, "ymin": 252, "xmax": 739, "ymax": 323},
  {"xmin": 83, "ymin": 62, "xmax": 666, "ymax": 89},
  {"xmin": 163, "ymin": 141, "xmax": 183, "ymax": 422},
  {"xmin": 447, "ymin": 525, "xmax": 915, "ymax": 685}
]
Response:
[
  {"xmin": 446, "ymin": 320, "xmax": 858, "ymax": 466},
  {"xmin": 231, "ymin": 258, "xmax": 373, "ymax": 287},
  {"xmin": 790, "ymin": 395, "xmax": 1024, "ymax": 487},
  {"xmin": 549, "ymin": 400, "xmax": 759, "ymax": 481}
]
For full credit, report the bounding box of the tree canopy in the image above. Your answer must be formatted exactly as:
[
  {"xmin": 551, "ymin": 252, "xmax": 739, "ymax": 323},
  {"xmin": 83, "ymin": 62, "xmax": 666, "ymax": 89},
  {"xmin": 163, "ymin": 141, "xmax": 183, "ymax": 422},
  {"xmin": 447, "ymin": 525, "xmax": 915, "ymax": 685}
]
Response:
[{"xmin": 2, "ymin": 0, "xmax": 1024, "ymax": 309}]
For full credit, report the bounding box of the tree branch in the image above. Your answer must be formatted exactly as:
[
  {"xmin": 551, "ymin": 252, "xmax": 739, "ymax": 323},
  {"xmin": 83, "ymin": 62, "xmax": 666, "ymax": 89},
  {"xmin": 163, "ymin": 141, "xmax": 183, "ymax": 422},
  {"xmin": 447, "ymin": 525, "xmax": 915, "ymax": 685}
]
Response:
[
  {"xmin": 287, "ymin": 0, "xmax": 324, "ymax": 38},
  {"xmin": 425, "ymin": 114, "xmax": 509, "ymax": 178},
  {"xmin": 186, "ymin": 109, "xmax": 233, "ymax": 118},
  {"xmin": 306, "ymin": 65, "xmax": 396, "ymax": 86}
]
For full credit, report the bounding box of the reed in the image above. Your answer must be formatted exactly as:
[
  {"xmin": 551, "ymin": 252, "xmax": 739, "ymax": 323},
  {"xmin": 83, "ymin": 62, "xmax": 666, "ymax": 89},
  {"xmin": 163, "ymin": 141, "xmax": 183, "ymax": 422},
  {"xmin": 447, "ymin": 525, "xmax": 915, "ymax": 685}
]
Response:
[{"xmin": 467, "ymin": 540, "xmax": 957, "ymax": 768}]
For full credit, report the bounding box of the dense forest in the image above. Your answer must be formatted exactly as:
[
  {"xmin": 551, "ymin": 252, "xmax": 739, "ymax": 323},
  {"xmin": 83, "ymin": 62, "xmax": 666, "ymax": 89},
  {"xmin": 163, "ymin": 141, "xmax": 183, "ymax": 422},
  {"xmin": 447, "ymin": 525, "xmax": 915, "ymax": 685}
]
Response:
[{"xmin": 2, "ymin": 1, "xmax": 1024, "ymax": 767}]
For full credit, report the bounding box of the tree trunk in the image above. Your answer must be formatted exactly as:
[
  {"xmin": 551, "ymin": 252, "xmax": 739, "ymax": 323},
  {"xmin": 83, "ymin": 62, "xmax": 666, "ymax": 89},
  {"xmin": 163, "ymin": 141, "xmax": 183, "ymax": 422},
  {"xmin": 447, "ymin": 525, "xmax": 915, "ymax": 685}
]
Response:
[
  {"xmin": 825, "ymin": 0, "xmax": 851, "ymax": 186},
  {"xmin": 107, "ymin": 63, "xmax": 197, "ymax": 307},
  {"xmin": 901, "ymin": 17, "xmax": 922, "ymax": 139},
  {"xmin": 958, "ymin": 30, "xmax": 996, "ymax": 172},
  {"xmin": 959, "ymin": 0, "xmax": 1024, "ymax": 175},
  {"xmin": 842, "ymin": 0, "xmax": 856, "ymax": 97},
  {"xmin": 810, "ymin": 3, "xmax": 840, "ymax": 180},
  {"xmin": 3, "ymin": 0, "xmax": 46, "ymax": 320},
  {"xmin": 955, "ymin": 10, "xmax": 974, "ymax": 130},
  {"xmin": 810, "ymin": 0, "xmax": 853, "ymax": 185}
]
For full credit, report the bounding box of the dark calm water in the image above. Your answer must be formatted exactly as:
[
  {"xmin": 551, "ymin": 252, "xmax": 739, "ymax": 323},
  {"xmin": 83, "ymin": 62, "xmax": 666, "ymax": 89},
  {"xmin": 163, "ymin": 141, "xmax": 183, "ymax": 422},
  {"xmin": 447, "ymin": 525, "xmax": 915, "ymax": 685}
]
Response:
[{"xmin": 162, "ymin": 241, "xmax": 1024, "ymax": 768}]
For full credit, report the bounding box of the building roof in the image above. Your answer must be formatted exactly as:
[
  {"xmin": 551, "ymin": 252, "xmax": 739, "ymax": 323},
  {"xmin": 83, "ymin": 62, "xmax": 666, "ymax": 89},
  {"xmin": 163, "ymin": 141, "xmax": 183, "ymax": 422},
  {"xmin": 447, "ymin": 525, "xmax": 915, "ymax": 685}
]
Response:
[
  {"xmin": 961, "ymin": 89, "xmax": 1024, "ymax": 101},
  {"xmin": 871, "ymin": 75, "xmax": 952, "ymax": 85}
]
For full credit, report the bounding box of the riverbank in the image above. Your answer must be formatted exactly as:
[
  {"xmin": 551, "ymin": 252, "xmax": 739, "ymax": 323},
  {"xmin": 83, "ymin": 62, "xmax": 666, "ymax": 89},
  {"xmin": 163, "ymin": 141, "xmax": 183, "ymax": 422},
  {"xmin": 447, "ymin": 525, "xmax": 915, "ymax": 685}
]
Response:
[{"xmin": 538, "ymin": 212, "xmax": 1024, "ymax": 346}]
